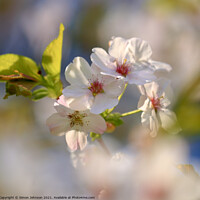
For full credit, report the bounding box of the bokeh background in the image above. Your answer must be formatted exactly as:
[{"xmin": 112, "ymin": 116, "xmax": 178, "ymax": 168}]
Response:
[{"xmin": 0, "ymin": 0, "xmax": 200, "ymax": 195}]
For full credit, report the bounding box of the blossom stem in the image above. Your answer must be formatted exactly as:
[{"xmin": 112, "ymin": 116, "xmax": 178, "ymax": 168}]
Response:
[
  {"xmin": 97, "ymin": 138, "xmax": 111, "ymax": 156},
  {"xmin": 118, "ymin": 83, "xmax": 128, "ymax": 101},
  {"xmin": 121, "ymin": 109, "xmax": 141, "ymax": 117},
  {"xmin": 108, "ymin": 83, "xmax": 128, "ymax": 113}
]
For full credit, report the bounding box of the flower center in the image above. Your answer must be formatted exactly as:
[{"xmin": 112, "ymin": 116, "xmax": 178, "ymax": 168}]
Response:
[
  {"xmin": 68, "ymin": 111, "xmax": 87, "ymax": 128},
  {"xmin": 150, "ymin": 97, "xmax": 161, "ymax": 111},
  {"xmin": 116, "ymin": 59, "xmax": 130, "ymax": 77},
  {"xmin": 88, "ymin": 80, "xmax": 104, "ymax": 97}
]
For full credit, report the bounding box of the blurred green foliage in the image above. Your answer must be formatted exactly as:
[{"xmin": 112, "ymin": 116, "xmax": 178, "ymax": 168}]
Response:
[
  {"xmin": 148, "ymin": 0, "xmax": 200, "ymax": 15},
  {"xmin": 175, "ymin": 75, "xmax": 200, "ymax": 135},
  {"xmin": 101, "ymin": 111, "xmax": 124, "ymax": 127},
  {"xmin": 0, "ymin": 24, "xmax": 65, "ymax": 100}
]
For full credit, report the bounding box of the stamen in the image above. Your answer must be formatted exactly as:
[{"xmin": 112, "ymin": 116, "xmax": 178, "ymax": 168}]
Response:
[
  {"xmin": 116, "ymin": 59, "xmax": 130, "ymax": 77},
  {"xmin": 68, "ymin": 111, "xmax": 87, "ymax": 128},
  {"xmin": 150, "ymin": 97, "xmax": 161, "ymax": 111},
  {"xmin": 88, "ymin": 80, "xmax": 104, "ymax": 97}
]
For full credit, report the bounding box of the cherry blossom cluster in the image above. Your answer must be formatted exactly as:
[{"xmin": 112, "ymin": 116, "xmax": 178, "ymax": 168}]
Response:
[{"xmin": 46, "ymin": 37, "xmax": 180, "ymax": 151}]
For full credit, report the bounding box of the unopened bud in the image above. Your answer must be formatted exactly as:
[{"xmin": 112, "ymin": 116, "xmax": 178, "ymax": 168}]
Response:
[{"xmin": 106, "ymin": 122, "xmax": 115, "ymax": 133}]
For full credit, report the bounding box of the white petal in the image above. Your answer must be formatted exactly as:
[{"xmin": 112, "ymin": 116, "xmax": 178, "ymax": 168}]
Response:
[
  {"xmin": 138, "ymin": 95, "xmax": 150, "ymax": 111},
  {"xmin": 144, "ymin": 78, "xmax": 170, "ymax": 98},
  {"xmin": 90, "ymin": 93, "xmax": 119, "ymax": 114},
  {"xmin": 63, "ymin": 85, "xmax": 88, "ymax": 97},
  {"xmin": 158, "ymin": 109, "xmax": 181, "ymax": 134},
  {"xmin": 127, "ymin": 69, "xmax": 156, "ymax": 85},
  {"xmin": 143, "ymin": 81, "xmax": 158, "ymax": 98},
  {"xmin": 149, "ymin": 60, "xmax": 172, "ymax": 72},
  {"xmin": 91, "ymin": 63, "xmax": 116, "ymax": 85},
  {"xmin": 141, "ymin": 109, "xmax": 159, "ymax": 137},
  {"xmin": 65, "ymin": 130, "xmax": 78, "ymax": 152},
  {"xmin": 129, "ymin": 38, "xmax": 152, "ymax": 61},
  {"xmin": 141, "ymin": 109, "xmax": 151, "ymax": 128},
  {"xmin": 83, "ymin": 113, "xmax": 107, "ymax": 134},
  {"xmin": 160, "ymin": 97, "xmax": 171, "ymax": 108},
  {"xmin": 103, "ymin": 79, "xmax": 125, "ymax": 97},
  {"xmin": 91, "ymin": 48, "xmax": 115, "ymax": 72},
  {"xmin": 91, "ymin": 63, "xmax": 103, "ymax": 75},
  {"xmin": 137, "ymin": 85, "xmax": 146, "ymax": 95},
  {"xmin": 78, "ymin": 131, "xmax": 88, "ymax": 151},
  {"xmin": 66, "ymin": 94, "xmax": 94, "ymax": 111},
  {"xmin": 65, "ymin": 57, "xmax": 92, "ymax": 86},
  {"xmin": 46, "ymin": 113, "xmax": 70, "ymax": 136},
  {"xmin": 108, "ymin": 37, "xmax": 131, "ymax": 63},
  {"xmin": 149, "ymin": 109, "xmax": 159, "ymax": 137},
  {"xmin": 101, "ymin": 71, "xmax": 125, "ymax": 80}
]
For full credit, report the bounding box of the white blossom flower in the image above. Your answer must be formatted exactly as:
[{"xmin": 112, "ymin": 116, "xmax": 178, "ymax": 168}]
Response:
[
  {"xmin": 63, "ymin": 57, "xmax": 124, "ymax": 114},
  {"xmin": 46, "ymin": 95, "xmax": 107, "ymax": 152},
  {"xmin": 91, "ymin": 37, "xmax": 171, "ymax": 85},
  {"xmin": 128, "ymin": 37, "xmax": 172, "ymax": 72},
  {"xmin": 138, "ymin": 79, "xmax": 181, "ymax": 136}
]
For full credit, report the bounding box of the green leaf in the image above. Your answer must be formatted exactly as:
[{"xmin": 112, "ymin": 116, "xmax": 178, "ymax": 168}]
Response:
[
  {"xmin": 103, "ymin": 112, "xmax": 124, "ymax": 126},
  {"xmin": 100, "ymin": 109, "xmax": 109, "ymax": 118},
  {"xmin": 0, "ymin": 54, "xmax": 41, "ymax": 81},
  {"xmin": 42, "ymin": 23, "xmax": 65, "ymax": 80},
  {"xmin": 90, "ymin": 132, "xmax": 101, "ymax": 142},
  {"xmin": 32, "ymin": 88, "xmax": 49, "ymax": 101},
  {"xmin": 4, "ymin": 80, "xmax": 37, "ymax": 99},
  {"xmin": 44, "ymin": 76, "xmax": 63, "ymax": 99}
]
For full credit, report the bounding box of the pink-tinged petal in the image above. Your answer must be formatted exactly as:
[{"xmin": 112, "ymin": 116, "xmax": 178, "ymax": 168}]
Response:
[
  {"xmin": 149, "ymin": 60, "xmax": 172, "ymax": 72},
  {"xmin": 65, "ymin": 57, "xmax": 92, "ymax": 86},
  {"xmin": 158, "ymin": 109, "xmax": 181, "ymax": 134},
  {"xmin": 129, "ymin": 38, "xmax": 152, "ymax": 61},
  {"xmin": 78, "ymin": 131, "xmax": 88, "ymax": 151},
  {"xmin": 83, "ymin": 114, "xmax": 107, "ymax": 134},
  {"xmin": 66, "ymin": 94, "xmax": 94, "ymax": 111},
  {"xmin": 65, "ymin": 130, "xmax": 78, "ymax": 152},
  {"xmin": 91, "ymin": 93, "xmax": 118, "ymax": 114},
  {"xmin": 46, "ymin": 113, "xmax": 70, "ymax": 136},
  {"xmin": 103, "ymin": 79, "xmax": 125, "ymax": 97},
  {"xmin": 54, "ymin": 102, "xmax": 70, "ymax": 117},
  {"xmin": 63, "ymin": 85, "xmax": 88, "ymax": 97},
  {"xmin": 54, "ymin": 95, "xmax": 75, "ymax": 116},
  {"xmin": 127, "ymin": 69, "xmax": 156, "ymax": 85},
  {"xmin": 138, "ymin": 95, "xmax": 150, "ymax": 111},
  {"xmin": 57, "ymin": 95, "xmax": 69, "ymax": 107}
]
